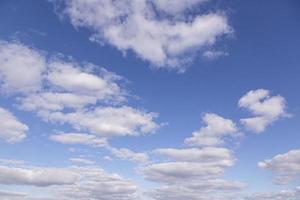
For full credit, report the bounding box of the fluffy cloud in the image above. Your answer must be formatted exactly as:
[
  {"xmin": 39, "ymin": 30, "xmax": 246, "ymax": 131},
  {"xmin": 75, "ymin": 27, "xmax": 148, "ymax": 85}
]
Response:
[
  {"xmin": 49, "ymin": 132, "xmax": 107, "ymax": 147},
  {"xmin": 55, "ymin": 167, "xmax": 139, "ymax": 200},
  {"xmin": 239, "ymin": 89, "xmax": 287, "ymax": 133},
  {"xmin": 142, "ymin": 147, "xmax": 235, "ymax": 183},
  {"xmin": 44, "ymin": 106, "xmax": 159, "ymax": 137},
  {"xmin": 0, "ymin": 107, "xmax": 28, "ymax": 143},
  {"xmin": 0, "ymin": 166, "xmax": 79, "ymax": 186},
  {"xmin": 108, "ymin": 146, "xmax": 149, "ymax": 163},
  {"xmin": 142, "ymin": 161, "xmax": 226, "ymax": 183},
  {"xmin": 0, "ymin": 40, "xmax": 160, "ymax": 140},
  {"xmin": 0, "ymin": 41, "xmax": 45, "ymax": 94},
  {"xmin": 184, "ymin": 113, "xmax": 239, "ymax": 147},
  {"xmin": 154, "ymin": 147, "xmax": 234, "ymax": 165},
  {"xmin": 0, "ymin": 164, "xmax": 139, "ymax": 200},
  {"xmin": 258, "ymin": 149, "xmax": 300, "ymax": 184},
  {"xmin": 55, "ymin": 0, "xmax": 231, "ymax": 71}
]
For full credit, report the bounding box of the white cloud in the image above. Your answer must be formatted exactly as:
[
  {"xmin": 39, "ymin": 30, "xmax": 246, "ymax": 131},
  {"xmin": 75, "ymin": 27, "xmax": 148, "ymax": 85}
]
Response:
[
  {"xmin": 108, "ymin": 146, "xmax": 149, "ymax": 163},
  {"xmin": 69, "ymin": 157, "xmax": 95, "ymax": 165},
  {"xmin": 44, "ymin": 106, "xmax": 159, "ymax": 137},
  {"xmin": 154, "ymin": 147, "xmax": 234, "ymax": 165},
  {"xmin": 239, "ymin": 89, "xmax": 287, "ymax": 133},
  {"xmin": 19, "ymin": 92, "xmax": 97, "ymax": 111},
  {"xmin": 56, "ymin": 0, "xmax": 231, "ymax": 71},
  {"xmin": 0, "ymin": 164, "xmax": 139, "ymax": 200},
  {"xmin": 0, "ymin": 40, "xmax": 160, "ymax": 140},
  {"xmin": 184, "ymin": 113, "xmax": 239, "ymax": 147},
  {"xmin": 0, "ymin": 107, "xmax": 28, "ymax": 143},
  {"xmin": 46, "ymin": 61, "xmax": 124, "ymax": 103},
  {"xmin": 0, "ymin": 166, "xmax": 79, "ymax": 186},
  {"xmin": 0, "ymin": 41, "xmax": 45, "ymax": 94},
  {"xmin": 49, "ymin": 132, "xmax": 107, "ymax": 147},
  {"xmin": 258, "ymin": 149, "xmax": 300, "ymax": 184},
  {"xmin": 142, "ymin": 161, "xmax": 226, "ymax": 183}
]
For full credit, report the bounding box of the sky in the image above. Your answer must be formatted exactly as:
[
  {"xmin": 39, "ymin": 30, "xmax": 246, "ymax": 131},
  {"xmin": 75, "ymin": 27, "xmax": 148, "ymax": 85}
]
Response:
[{"xmin": 0, "ymin": 0, "xmax": 300, "ymax": 199}]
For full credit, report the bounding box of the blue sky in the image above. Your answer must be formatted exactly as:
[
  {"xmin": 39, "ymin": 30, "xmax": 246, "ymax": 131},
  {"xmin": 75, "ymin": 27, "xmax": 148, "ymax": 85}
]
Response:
[{"xmin": 0, "ymin": 0, "xmax": 300, "ymax": 199}]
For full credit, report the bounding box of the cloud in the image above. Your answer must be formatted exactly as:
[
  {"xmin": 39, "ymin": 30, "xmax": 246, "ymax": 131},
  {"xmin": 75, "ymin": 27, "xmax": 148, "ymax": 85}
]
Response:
[
  {"xmin": 0, "ymin": 40, "xmax": 45, "ymax": 94},
  {"xmin": 202, "ymin": 50, "xmax": 228, "ymax": 60},
  {"xmin": 147, "ymin": 179, "xmax": 245, "ymax": 200},
  {"xmin": 69, "ymin": 157, "xmax": 95, "ymax": 165},
  {"xmin": 142, "ymin": 147, "xmax": 235, "ymax": 183},
  {"xmin": 54, "ymin": 0, "xmax": 231, "ymax": 71},
  {"xmin": 50, "ymin": 132, "xmax": 149, "ymax": 163},
  {"xmin": 44, "ymin": 106, "xmax": 159, "ymax": 137},
  {"xmin": 152, "ymin": 0, "xmax": 209, "ymax": 15},
  {"xmin": 107, "ymin": 146, "xmax": 149, "ymax": 163},
  {"xmin": 0, "ymin": 190, "xmax": 27, "ymax": 200},
  {"xmin": 0, "ymin": 40, "xmax": 160, "ymax": 140},
  {"xmin": 0, "ymin": 164, "xmax": 139, "ymax": 200},
  {"xmin": 49, "ymin": 132, "xmax": 107, "ymax": 147},
  {"xmin": 245, "ymin": 188, "xmax": 300, "ymax": 200},
  {"xmin": 0, "ymin": 166, "xmax": 79, "ymax": 186},
  {"xmin": 239, "ymin": 89, "xmax": 287, "ymax": 133},
  {"xmin": 258, "ymin": 149, "xmax": 300, "ymax": 184},
  {"xmin": 46, "ymin": 61, "xmax": 125, "ymax": 103},
  {"xmin": 0, "ymin": 107, "xmax": 28, "ymax": 143},
  {"xmin": 184, "ymin": 113, "xmax": 239, "ymax": 147},
  {"xmin": 142, "ymin": 161, "xmax": 226, "ymax": 183},
  {"xmin": 154, "ymin": 147, "xmax": 234, "ymax": 165}
]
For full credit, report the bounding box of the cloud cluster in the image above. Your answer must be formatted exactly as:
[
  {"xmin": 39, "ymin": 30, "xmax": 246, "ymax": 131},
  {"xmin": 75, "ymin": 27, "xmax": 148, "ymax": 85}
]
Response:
[
  {"xmin": 239, "ymin": 89, "xmax": 287, "ymax": 133},
  {"xmin": 0, "ymin": 165, "xmax": 79, "ymax": 186},
  {"xmin": 0, "ymin": 164, "xmax": 139, "ymax": 200},
  {"xmin": 140, "ymin": 113, "xmax": 245, "ymax": 200},
  {"xmin": 50, "ymin": 132, "xmax": 149, "ymax": 163},
  {"xmin": 0, "ymin": 107, "xmax": 28, "ymax": 143},
  {"xmin": 0, "ymin": 40, "xmax": 159, "ymax": 141},
  {"xmin": 258, "ymin": 149, "xmax": 300, "ymax": 184},
  {"xmin": 54, "ymin": 0, "xmax": 231, "ymax": 71},
  {"xmin": 184, "ymin": 113, "xmax": 239, "ymax": 147}
]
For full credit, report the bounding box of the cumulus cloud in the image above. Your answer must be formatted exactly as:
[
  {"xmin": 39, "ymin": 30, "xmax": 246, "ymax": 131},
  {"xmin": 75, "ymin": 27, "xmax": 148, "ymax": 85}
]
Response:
[
  {"xmin": 0, "ymin": 107, "xmax": 28, "ymax": 143},
  {"xmin": 142, "ymin": 147, "xmax": 236, "ymax": 184},
  {"xmin": 0, "ymin": 41, "xmax": 46, "ymax": 94},
  {"xmin": 54, "ymin": 0, "xmax": 231, "ymax": 71},
  {"xmin": 239, "ymin": 89, "xmax": 287, "ymax": 133},
  {"xmin": 154, "ymin": 147, "xmax": 234, "ymax": 165},
  {"xmin": 44, "ymin": 106, "xmax": 159, "ymax": 137},
  {"xmin": 0, "ymin": 164, "xmax": 139, "ymax": 200},
  {"xmin": 184, "ymin": 113, "xmax": 239, "ymax": 147},
  {"xmin": 0, "ymin": 40, "xmax": 160, "ymax": 140},
  {"xmin": 108, "ymin": 146, "xmax": 149, "ymax": 163},
  {"xmin": 258, "ymin": 149, "xmax": 300, "ymax": 184},
  {"xmin": 49, "ymin": 132, "xmax": 107, "ymax": 147},
  {"xmin": 0, "ymin": 166, "xmax": 79, "ymax": 186}
]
